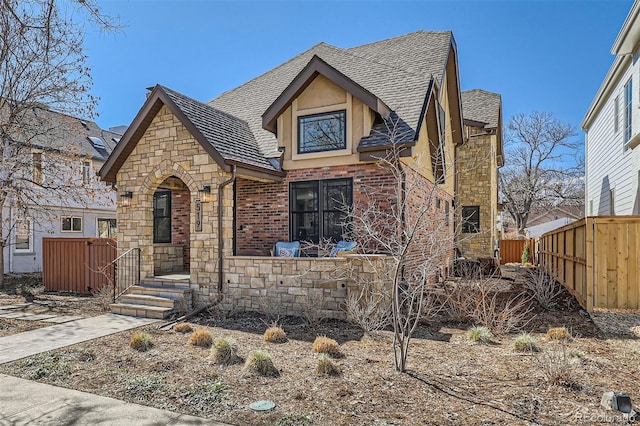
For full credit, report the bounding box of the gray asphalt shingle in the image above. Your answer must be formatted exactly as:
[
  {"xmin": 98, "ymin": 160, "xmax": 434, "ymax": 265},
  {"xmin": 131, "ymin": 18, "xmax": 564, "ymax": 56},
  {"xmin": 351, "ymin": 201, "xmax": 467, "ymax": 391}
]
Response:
[{"xmin": 461, "ymin": 89, "xmax": 501, "ymax": 128}]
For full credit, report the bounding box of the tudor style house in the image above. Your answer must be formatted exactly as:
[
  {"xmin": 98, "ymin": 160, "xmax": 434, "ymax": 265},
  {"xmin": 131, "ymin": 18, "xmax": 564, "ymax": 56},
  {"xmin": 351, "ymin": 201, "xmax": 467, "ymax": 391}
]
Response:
[
  {"xmin": 100, "ymin": 31, "xmax": 504, "ymax": 317},
  {"xmin": 583, "ymin": 0, "xmax": 640, "ymax": 216},
  {"xmin": 457, "ymin": 89, "xmax": 503, "ymax": 259},
  {"xmin": 2, "ymin": 108, "xmax": 119, "ymax": 274}
]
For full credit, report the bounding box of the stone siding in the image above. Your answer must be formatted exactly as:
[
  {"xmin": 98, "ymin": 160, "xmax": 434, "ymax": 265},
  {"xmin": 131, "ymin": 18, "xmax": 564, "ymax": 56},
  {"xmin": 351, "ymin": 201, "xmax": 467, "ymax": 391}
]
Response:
[
  {"xmin": 457, "ymin": 127, "xmax": 499, "ymax": 259},
  {"xmin": 153, "ymin": 244, "xmax": 184, "ymax": 275},
  {"xmin": 220, "ymin": 254, "xmax": 392, "ymax": 320}
]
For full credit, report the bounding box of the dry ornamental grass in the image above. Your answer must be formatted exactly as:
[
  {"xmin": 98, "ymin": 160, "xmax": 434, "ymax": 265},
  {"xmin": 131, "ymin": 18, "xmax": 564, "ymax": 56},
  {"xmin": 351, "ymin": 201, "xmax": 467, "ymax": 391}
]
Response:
[
  {"xmin": 264, "ymin": 326, "xmax": 288, "ymax": 343},
  {"xmin": 244, "ymin": 350, "xmax": 279, "ymax": 377},
  {"xmin": 188, "ymin": 329, "xmax": 213, "ymax": 347},
  {"xmin": 129, "ymin": 332, "xmax": 153, "ymax": 352},
  {"xmin": 173, "ymin": 322, "xmax": 193, "ymax": 333},
  {"xmin": 312, "ymin": 336, "xmax": 342, "ymax": 356},
  {"xmin": 211, "ymin": 337, "xmax": 243, "ymax": 365}
]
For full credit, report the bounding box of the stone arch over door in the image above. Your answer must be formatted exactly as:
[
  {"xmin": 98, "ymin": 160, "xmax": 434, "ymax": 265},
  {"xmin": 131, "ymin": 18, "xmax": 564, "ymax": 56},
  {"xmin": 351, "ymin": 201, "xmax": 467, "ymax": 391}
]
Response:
[{"xmin": 141, "ymin": 161, "xmax": 199, "ymax": 277}]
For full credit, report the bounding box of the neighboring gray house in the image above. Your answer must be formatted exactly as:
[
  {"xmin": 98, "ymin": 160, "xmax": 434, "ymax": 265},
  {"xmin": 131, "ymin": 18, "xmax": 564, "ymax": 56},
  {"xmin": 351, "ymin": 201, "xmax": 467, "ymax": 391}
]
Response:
[{"xmin": 2, "ymin": 108, "xmax": 121, "ymax": 274}]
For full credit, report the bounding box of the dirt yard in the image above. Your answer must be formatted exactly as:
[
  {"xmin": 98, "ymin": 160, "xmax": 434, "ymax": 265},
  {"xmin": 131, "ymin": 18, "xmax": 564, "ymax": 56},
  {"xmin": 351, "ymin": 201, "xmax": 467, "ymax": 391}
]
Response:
[{"xmin": 1, "ymin": 273, "xmax": 640, "ymax": 425}]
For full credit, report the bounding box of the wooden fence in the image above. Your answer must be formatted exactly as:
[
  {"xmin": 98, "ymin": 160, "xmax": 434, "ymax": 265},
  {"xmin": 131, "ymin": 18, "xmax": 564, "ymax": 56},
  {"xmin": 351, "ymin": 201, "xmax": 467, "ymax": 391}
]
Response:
[
  {"xmin": 538, "ymin": 216, "xmax": 640, "ymax": 312},
  {"xmin": 43, "ymin": 238, "xmax": 117, "ymax": 293},
  {"xmin": 499, "ymin": 239, "xmax": 529, "ymax": 264}
]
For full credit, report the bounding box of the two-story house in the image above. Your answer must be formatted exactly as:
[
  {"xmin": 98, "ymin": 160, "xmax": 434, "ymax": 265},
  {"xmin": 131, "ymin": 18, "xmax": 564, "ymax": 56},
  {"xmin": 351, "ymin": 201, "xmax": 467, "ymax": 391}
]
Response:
[
  {"xmin": 583, "ymin": 0, "xmax": 640, "ymax": 216},
  {"xmin": 2, "ymin": 107, "xmax": 120, "ymax": 274},
  {"xmin": 100, "ymin": 31, "xmax": 478, "ymax": 315}
]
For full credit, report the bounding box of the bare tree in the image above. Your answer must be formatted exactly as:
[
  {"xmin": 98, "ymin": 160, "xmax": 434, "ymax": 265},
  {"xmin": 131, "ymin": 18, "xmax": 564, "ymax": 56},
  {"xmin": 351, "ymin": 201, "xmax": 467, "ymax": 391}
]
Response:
[
  {"xmin": 348, "ymin": 121, "xmax": 454, "ymax": 372},
  {"xmin": 0, "ymin": 0, "xmax": 118, "ymax": 287},
  {"xmin": 499, "ymin": 111, "xmax": 580, "ymax": 235}
]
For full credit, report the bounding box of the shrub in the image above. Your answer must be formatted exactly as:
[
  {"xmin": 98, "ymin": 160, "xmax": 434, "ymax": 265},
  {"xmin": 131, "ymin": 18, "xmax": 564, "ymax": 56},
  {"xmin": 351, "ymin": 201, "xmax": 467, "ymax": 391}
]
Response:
[
  {"xmin": 343, "ymin": 285, "xmax": 391, "ymax": 336},
  {"xmin": 130, "ymin": 331, "xmax": 153, "ymax": 352},
  {"xmin": 211, "ymin": 337, "xmax": 243, "ymax": 365},
  {"xmin": 173, "ymin": 322, "xmax": 193, "ymax": 333},
  {"xmin": 244, "ymin": 350, "xmax": 279, "ymax": 377},
  {"xmin": 546, "ymin": 327, "xmax": 571, "ymax": 341},
  {"xmin": 264, "ymin": 326, "xmax": 288, "ymax": 343},
  {"xmin": 514, "ymin": 332, "xmax": 540, "ymax": 352},
  {"xmin": 316, "ymin": 354, "xmax": 341, "ymax": 376},
  {"xmin": 536, "ymin": 343, "xmax": 581, "ymax": 388},
  {"xmin": 467, "ymin": 325, "xmax": 492, "ymax": 343},
  {"xmin": 469, "ymin": 279, "xmax": 533, "ymax": 334},
  {"xmin": 523, "ymin": 268, "xmax": 564, "ymax": 310},
  {"xmin": 312, "ymin": 336, "xmax": 341, "ymax": 356},
  {"xmin": 521, "ymin": 243, "xmax": 531, "ymax": 264},
  {"xmin": 188, "ymin": 329, "xmax": 213, "ymax": 347}
]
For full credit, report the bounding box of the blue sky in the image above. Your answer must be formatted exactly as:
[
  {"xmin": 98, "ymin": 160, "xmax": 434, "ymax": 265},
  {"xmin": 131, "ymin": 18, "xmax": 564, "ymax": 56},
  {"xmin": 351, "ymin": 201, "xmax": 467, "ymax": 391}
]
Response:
[{"xmin": 85, "ymin": 0, "xmax": 633, "ymax": 142}]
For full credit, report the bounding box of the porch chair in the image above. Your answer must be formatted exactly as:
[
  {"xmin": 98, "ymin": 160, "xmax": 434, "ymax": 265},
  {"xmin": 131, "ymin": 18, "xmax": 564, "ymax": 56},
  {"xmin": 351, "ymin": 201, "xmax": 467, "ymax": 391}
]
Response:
[
  {"xmin": 330, "ymin": 240, "xmax": 357, "ymax": 257},
  {"xmin": 274, "ymin": 241, "xmax": 300, "ymax": 257}
]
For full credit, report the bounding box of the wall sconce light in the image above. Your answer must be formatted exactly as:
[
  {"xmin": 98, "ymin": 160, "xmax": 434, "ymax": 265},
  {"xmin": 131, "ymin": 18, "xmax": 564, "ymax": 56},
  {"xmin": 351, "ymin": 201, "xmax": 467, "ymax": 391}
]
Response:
[
  {"xmin": 198, "ymin": 185, "xmax": 211, "ymax": 203},
  {"xmin": 120, "ymin": 191, "xmax": 133, "ymax": 207}
]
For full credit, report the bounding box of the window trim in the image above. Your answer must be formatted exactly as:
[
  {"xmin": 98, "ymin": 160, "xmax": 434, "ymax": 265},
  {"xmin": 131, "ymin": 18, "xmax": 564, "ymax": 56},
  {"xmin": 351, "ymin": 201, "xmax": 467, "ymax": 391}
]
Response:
[
  {"xmin": 61, "ymin": 216, "xmax": 83, "ymax": 232},
  {"xmin": 461, "ymin": 206, "xmax": 480, "ymax": 234},
  {"xmin": 289, "ymin": 178, "xmax": 353, "ymax": 243},
  {"xmin": 297, "ymin": 109, "xmax": 347, "ymax": 154},
  {"xmin": 14, "ymin": 218, "xmax": 33, "ymax": 253},
  {"xmin": 82, "ymin": 160, "xmax": 92, "ymax": 184},
  {"xmin": 614, "ymin": 95, "xmax": 620, "ymax": 133},
  {"xmin": 624, "ymin": 78, "xmax": 633, "ymax": 145},
  {"xmin": 153, "ymin": 190, "xmax": 172, "ymax": 244}
]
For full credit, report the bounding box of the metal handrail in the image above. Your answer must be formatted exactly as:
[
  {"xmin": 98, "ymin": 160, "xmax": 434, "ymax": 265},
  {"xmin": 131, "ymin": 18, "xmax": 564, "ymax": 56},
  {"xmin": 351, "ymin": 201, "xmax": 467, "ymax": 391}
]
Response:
[{"xmin": 112, "ymin": 247, "xmax": 141, "ymax": 302}]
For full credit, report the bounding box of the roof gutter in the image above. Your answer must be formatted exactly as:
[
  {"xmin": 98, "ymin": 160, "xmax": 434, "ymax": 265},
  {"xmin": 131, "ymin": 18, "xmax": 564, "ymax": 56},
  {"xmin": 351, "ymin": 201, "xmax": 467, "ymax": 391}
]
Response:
[{"xmin": 218, "ymin": 165, "xmax": 236, "ymax": 293}]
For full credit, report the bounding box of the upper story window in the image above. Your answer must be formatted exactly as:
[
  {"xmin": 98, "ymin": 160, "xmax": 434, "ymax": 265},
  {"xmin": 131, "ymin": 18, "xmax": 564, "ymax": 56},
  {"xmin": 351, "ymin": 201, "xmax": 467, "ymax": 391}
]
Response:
[
  {"xmin": 82, "ymin": 161, "xmax": 91, "ymax": 184},
  {"xmin": 624, "ymin": 78, "xmax": 633, "ymax": 144},
  {"xmin": 298, "ymin": 110, "xmax": 346, "ymax": 154},
  {"xmin": 33, "ymin": 152, "xmax": 42, "ymax": 184},
  {"xmin": 461, "ymin": 206, "xmax": 480, "ymax": 233}
]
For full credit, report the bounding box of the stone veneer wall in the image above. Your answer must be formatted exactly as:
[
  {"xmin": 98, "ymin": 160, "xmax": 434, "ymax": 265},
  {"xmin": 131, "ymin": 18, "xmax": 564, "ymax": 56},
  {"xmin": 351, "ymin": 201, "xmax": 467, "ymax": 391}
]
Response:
[
  {"xmin": 116, "ymin": 105, "xmax": 233, "ymax": 300},
  {"xmin": 153, "ymin": 244, "xmax": 184, "ymax": 275},
  {"xmin": 235, "ymin": 163, "xmax": 396, "ymax": 256},
  {"xmin": 457, "ymin": 126, "xmax": 498, "ymax": 259},
  {"xmin": 220, "ymin": 254, "xmax": 391, "ymax": 320}
]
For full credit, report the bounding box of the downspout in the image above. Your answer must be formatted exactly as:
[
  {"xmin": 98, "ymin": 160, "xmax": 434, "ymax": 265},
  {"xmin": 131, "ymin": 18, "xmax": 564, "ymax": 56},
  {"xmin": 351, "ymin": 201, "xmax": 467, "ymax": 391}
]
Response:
[{"xmin": 217, "ymin": 165, "xmax": 236, "ymax": 293}]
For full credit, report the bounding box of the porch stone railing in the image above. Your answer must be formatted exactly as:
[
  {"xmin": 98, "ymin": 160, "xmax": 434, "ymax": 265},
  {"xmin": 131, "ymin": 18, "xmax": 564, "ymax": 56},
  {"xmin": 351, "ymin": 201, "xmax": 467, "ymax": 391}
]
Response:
[{"xmin": 221, "ymin": 254, "xmax": 392, "ymax": 320}]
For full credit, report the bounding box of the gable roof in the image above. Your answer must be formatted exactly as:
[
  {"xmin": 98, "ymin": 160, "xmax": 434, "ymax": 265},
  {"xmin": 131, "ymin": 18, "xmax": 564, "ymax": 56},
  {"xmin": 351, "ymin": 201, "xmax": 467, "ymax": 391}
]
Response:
[
  {"xmin": 210, "ymin": 31, "xmax": 456, "ymax": 158},
  {"xmin": 461, "ymin": 89, "xmax": 501, "ymax": 128},
  {"xmin": 100, "ymin": 85, "xmax": 284, "ymax": 183}
]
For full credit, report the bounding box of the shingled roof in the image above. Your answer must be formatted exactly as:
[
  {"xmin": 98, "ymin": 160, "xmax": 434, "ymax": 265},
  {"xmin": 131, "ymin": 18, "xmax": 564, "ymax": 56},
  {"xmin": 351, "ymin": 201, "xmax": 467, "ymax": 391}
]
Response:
[
  {"xmin": 210, "ymin": 31, "xmax": 455, "ymax": 158},
  {"xmin": 461, "ymin": 89, "xmax": 502, "ymax": 128}
]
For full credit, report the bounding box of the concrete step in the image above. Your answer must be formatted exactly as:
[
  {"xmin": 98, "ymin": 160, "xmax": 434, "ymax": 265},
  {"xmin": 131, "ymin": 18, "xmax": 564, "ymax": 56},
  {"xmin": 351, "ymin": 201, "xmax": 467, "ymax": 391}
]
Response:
[
  {"xmin": 118, "ymin": 294, "xmax": 175, "ymax": 309},
  {"xmin": 109, "ymin": 303, "xmax": 172, "ymax": 319}
]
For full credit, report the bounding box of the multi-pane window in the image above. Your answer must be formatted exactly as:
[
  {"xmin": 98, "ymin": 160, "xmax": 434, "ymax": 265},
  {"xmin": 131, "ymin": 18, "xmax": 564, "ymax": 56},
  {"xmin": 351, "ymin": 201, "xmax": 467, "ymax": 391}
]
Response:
[
  {"xmin": 62, "ymin": 216, "xmax": 82, "ymax": 232},
  {"xmin": 290, "ymin": 178, "xmax": 353, "ymax": 243},
  {"xmin": 15, "ymin": 219, "xmax": 32, "ymax": 252},
  {"xmin": 298, "ymin": 110, "xmax": 346, "ymax": 154},
  {"xmin": 625, "ymin": 79, "xmax": 633, "ymax": 144},
  {"xmin": 97, "ymin": 218, "xmax": 117, "ymax": 238},
  {"xmin": 461, "ymin": 206, "xmax": 480, "ymax": 233},
  {"xmin": 82, "ymin": 161, "xmax": 91, "ymax": 184},
  {"xmin": 153, "ymin": 190, "xmax": 171, "ymax": 243}
]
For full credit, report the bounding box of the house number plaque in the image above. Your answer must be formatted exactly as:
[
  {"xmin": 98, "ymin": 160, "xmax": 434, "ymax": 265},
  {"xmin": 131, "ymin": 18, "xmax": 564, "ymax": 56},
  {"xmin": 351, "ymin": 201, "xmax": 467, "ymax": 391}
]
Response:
[{"xmin": 195, "ymin": 200, "xmax": 203, "ymax": 232}]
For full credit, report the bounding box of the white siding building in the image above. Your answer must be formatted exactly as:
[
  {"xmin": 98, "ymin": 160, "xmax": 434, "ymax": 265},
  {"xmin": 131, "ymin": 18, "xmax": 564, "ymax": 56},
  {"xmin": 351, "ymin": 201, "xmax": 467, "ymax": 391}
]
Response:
[{"xmin": 584, "ymin": 0, "xmax": 640, "ymax": 216}]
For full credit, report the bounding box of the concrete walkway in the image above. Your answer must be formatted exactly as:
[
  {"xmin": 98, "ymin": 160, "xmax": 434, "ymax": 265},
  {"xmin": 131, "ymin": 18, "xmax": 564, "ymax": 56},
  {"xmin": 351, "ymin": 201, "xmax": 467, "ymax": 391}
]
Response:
[
  {"xmin": 0, "ymin": 374, "xmax": 218, "ymax": 425},
  {"xmin": 0, "ymin": 313, "xmax": 156, "ymax": 364}
]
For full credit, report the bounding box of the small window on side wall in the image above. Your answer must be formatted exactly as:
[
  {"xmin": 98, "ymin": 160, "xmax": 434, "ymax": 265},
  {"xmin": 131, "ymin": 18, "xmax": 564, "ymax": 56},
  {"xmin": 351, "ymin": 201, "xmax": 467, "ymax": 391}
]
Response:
[
  {"xmin": 62, "ymin": 216, "xmax": 82, "ymax": 232},
  {"xmin": 298, "ymin": 110, "xmax": 346, "ymax": 154},
  {"xmin": 461, "ymin": 206, "xmax": 480, "ymax": 233},
  {"xmin": 98, "ymin": 218, "xmax": 117, "ymax": 238},
  {"xmin": 15, "ymin": 218, "xmax": 32, "ymax": 252}
]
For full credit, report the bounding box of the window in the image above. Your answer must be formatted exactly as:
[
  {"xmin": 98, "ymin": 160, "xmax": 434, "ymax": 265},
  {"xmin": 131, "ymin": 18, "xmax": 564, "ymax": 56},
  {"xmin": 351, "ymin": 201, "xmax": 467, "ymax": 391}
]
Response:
[
  {"xmin": 290, "ymin": 178, "xmax": 353, "ymax": 243},
  {"xmin": 614, "ymin": 96, "xmax": 620, "ymax": 133},
  {"xmin": 15, "ymin": 219, "xmax": 32, "ymax": 252},
  {"xmin": 62, "ymin": 216, "xmax": 82, "ymax": 232},
  {"xmin": 153, "ymin": 190, "xmax": 171, "ymax": 243},
  {"xmin": 625, "ymin": 79, "xmax": 633, "ymax": 144},
  {"xmin": 433, "ymin": 102, "xmax": 447, "ymax": 183},
  {"xmin": 445, "ymin": 200, "xmax": 450, "ymax": 227},
  {"xmin": 97, "ymin": 218, "xmax": 117, "ymax": 238},
  {"xmin": 298, "ymin": 110, "xmax": 346, "ymax": 154},
  {"xmin": 609, "ymin": 188, "xmax": 615, "ymax": 215},
  {"xmin": 461, "ymin": 206, "xmax": 480, "ymax": 233},
  {"xmin": 82, "ymin": 161, "xmax": 91, "ymax": 184},
  {"xmin": 33, "ymin": 152, "xmax": 42, "ymax": 184}
]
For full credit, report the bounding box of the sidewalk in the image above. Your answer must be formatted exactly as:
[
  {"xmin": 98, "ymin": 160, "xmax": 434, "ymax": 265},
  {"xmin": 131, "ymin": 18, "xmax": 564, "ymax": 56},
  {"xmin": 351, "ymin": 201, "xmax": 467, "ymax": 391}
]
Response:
[
  {"xmin": 0, "ymin": 373, "xmax": 218, "ymax": 425},
  {"xmin": 0, "ymin": 313, "xmax": 157, "ymax": 364}
]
